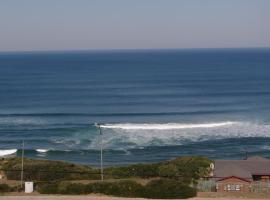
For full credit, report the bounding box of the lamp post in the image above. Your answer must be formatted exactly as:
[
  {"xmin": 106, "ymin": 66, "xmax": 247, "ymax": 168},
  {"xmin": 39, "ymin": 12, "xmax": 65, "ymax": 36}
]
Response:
[
  {"xmin": 21, "ymin": 140, "xmax": 24, "ymax": 189},
  {"xmin": 95, "ymin": 123, "xmax": 104, "ymax": 181}
]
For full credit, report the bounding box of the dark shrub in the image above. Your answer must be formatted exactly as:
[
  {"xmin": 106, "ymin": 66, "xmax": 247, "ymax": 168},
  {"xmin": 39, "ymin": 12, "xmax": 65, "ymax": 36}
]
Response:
[
  {"xmin": 37, "ymin": 183, "xmax": 59, "ymax": 194},
  {"xmin": 38, "ymin": 180, "xmax": 144, "ymax": 197},
  {"xmin": 2, "ymin": 158, "xmax": 99, "ymax": 181},
  {"xmin": 160, "ymin": 156, "xmax": 211, "ymax": 184},
  {"xmin": 38, "ymin": 180, "xmax": 196, "ymax": 199},
  {"xmin": 158, "ymin": 164, "xmax": 179, "ymax": 178},
  {"xmin": 105, "ymin": 156, "xmax": 211, "ymax": 184},
  {"xmin": 0, "ymin": 184, "xmax": 11, "ymax": 193},
  {"xmin": 105, "ymin": 163, "xmax": 160, "ymax": 178},
  {"xmin": 91, "ymin": 181, "xmax": 145, "ymax": 197},
  {"xmin": 59, "ymin": 183, "xmax": 89, "ymax": 194},
  {"xmin": 144, "ymin": 179, "xmax": 197, "ymax": 199}
]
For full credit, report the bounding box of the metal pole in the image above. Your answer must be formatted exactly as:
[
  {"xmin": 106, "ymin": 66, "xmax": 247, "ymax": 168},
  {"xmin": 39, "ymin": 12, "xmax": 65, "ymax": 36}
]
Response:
[
  {"xmin": 99, "ymin": 124, "xmax": 104, "ymax": 181},
  {"xmin": 21, "ymin": 140, "xmax": 24, "ymax": 189}
]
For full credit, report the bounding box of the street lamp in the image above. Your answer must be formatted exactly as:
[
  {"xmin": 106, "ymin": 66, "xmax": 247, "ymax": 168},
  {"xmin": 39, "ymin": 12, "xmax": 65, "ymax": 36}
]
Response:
[
  {"xmin": 21, "ymin": 140, "xmax": 25, "ymax": 189},
  {"xmin": 95, "ymin": 123, "xmax": 104, "ymax": 181}
]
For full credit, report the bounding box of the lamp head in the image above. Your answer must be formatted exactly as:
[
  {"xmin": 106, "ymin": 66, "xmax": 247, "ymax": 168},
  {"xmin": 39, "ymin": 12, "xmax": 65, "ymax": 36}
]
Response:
[{"xmin": 94, "ymin": 122, "xmax": 100, "ymax": 127}]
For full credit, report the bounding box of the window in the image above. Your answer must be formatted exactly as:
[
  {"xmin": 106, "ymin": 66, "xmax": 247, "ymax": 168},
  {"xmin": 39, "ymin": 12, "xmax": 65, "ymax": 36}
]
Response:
[
  {"xmin": 226, "ymin": 184, "xmax": 241, "ymax": 191},
  {"xmin": 236, "ymin": 185, "xmax": 240, "ymax": 191},
  {"xmin": 227, "ymin": 184, "xmax": 231, "ymax": 191}
]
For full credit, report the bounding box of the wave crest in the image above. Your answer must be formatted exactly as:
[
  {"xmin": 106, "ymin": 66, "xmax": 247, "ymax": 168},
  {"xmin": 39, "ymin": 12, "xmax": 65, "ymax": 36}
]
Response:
[
  {"xmin": 0, "ymin": 149, "xmax": 17, "ymax": 157},
  {"xmin": 101, "ymin": 122, "xmax": 236, "ymax": 130}
]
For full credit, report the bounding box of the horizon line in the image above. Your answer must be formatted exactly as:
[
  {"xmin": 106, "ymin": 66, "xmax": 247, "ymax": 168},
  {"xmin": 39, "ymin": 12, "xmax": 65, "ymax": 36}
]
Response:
[{"xmin": 0, "ymin": 46, "xmax": 270, "ymax": 54}]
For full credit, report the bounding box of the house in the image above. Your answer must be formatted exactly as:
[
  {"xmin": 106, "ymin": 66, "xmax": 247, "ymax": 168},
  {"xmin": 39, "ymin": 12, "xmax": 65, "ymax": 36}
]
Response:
[{"xmin": 212, "ymin": 156, "xmax": 270, "ymax": 192}]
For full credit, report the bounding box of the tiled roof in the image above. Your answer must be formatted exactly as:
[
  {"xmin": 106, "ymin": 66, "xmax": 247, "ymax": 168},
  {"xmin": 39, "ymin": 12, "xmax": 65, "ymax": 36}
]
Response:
[{"xmin": 214, "ymin": 156, "xmax": 270, "ymax": 181}]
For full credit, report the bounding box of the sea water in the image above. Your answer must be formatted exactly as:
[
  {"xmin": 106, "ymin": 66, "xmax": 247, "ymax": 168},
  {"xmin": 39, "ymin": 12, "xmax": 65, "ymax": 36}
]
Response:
[{"xmin": 0, "ymin": 48, "xmax": 270, "ymax": 165}]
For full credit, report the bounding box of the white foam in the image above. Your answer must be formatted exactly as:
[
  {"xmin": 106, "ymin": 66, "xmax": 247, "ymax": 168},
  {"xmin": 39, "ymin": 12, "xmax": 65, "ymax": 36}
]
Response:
[
  {"xmin": 0, "ymin": 117, "xmax": 46, "ymax": 126},
  {"xmin": 0, "ymin": 149, "xmax": 17, "ymax": 157},
  {"xmin": 36, "ymin": 149, "xmax": 49, "ymax": 153},
  {"xmin": 101, "ymin": 122, "xmax": 236, "ymax": 130},
  {"xmin": 86, "ymin": 121, "xmax": 270, "ymax": 149}
]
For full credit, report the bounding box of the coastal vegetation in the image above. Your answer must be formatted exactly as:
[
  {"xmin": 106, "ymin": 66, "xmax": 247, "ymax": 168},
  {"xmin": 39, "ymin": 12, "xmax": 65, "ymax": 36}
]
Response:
[
  {"xmin": 37, "ymin": 179, "xmax": 197, "ymax": 199},
  {"xmin": 0, "ymin": 156, "xmax": 211, "ymax": 198},
  {"xmin": 0, "ymin": 184, "xmax": 13, "ymax": 193}
]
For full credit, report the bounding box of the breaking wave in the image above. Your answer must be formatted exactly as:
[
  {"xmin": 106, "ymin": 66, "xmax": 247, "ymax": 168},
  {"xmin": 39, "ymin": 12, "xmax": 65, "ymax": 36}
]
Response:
[
  {"xmin": 78, "ymin": 121, "xmax": 270, "ymax": 149},
  {"xmin": 36, "ymin": 149, "xmax": 49, "ymax": 153},
  {"xmin": 3, "ymin": 121, "xmax": 270, "ymax": 152},
  {"xmin": 0, "ymin": 149, "xmax": 17, "ymax": 157},
  {"xmin": 101, "ymin": 122, "xmax": 236, "ymax": 130}
]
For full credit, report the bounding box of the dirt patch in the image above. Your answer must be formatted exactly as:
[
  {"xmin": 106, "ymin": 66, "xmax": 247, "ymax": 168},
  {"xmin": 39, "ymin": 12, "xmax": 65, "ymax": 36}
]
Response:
[{"xmin": 198, "ymin": 191, "xmax": 270, "ymax": 199}]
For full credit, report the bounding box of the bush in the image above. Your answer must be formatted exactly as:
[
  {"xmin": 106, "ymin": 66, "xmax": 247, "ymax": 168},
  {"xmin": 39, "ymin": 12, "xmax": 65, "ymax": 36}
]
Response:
[
  {"xmin": 1, "ymin": 156, "xmax": 211, "ymax": 184},
  {"xmin": 38, "ymin": 180, "xmax": 144, "ymax": 197},
  {"xmin": 160, "ymin": 156, "xmax": 211, "ymax": 184},
  {"xmin": 91, "ymin": 181, "xmax": 145, "ymax": 197},
  {"xmin": 144, "ymin": 179, "xmax": 197, "ymax": 199},
  {"xmin": 38, "ymin": 179, "xmax": 196, "ymax": 199},
  {"xmin": 158, "ymin": 164, "xmax": 179, "ymax": 178},
  {"xmin": 37, "ymin": 183, "xmax": 59, "ymax": 194},
  {"xmin": 105, "ymin": 163, "xmax": 160, "ymax": 178},
  {"xmin": 0, "ymin": 184, "xmax": 12, "ymax": 193},
  {"xmin": 59, "ymin": 182, "xmax": 90, "ymax": 194},
  {"xmin": 105, "ymin": 156, "xmax": 211, "ymax": 184},
  {"xmin": 2, "ymin": 158, "xmax": 100, "ymax": 181}
]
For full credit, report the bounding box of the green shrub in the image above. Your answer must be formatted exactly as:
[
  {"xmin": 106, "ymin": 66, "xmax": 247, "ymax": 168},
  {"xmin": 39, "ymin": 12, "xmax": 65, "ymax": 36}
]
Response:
[
  {"xmin": 105, "ymin": 163, "xmax": 160, "ymax": 178},
  {"xmin": 105, "ymin": 156, "xmax": 211, "ymax": 184},
  {"xmin": 1, "ymin": 156, "xmax": 211, "ymax": 184},
  {"xmin": 59, "ymin": 182, "xmax": 89, "ymax": 194},
  {"xmin": 39, "ymin": 180, "xmax": 144, "ymax": 197},
  {"xmin": 144, "ymin": 179, "xmax": 197, "ymax": 199},
  {"xmin": 91, "ymin": 181, "xmax": 145, "ymax": 197},
  {"xmin": 158, "ymin": 164, "xmax": 179, "ymax": 178},
  {"xmin": 2, "ymin": 158, "xmax": 99, "ymax": 181},
  {"xmin": 161, "ymin": 156, "xmax": 211, "ymax": 184},
  {"xmin": 37, "ymin": 183, "xmax": 59, "ymax": 194},
  {"xmin": 38, "ymin": 179, "xmax": 196, "ymax": 199},
  {"xmin": 0, "ymin": 184, "xmax": 11, "ymax": 193}
]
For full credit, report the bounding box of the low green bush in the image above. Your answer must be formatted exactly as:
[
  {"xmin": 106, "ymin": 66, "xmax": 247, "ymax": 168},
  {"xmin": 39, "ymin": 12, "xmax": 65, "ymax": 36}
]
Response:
[
  {"xmin": 159, "ymin": 156, "xmax": 211, "ymax": 184},
  {"xmin": 91, "ymin": 180, "xmax": 145, "ymax": 197},
  {"xmin": 105, "ymin": 163, "xmax": 160, "ymax": 178},
  {"xmin": 2, "ymin": 158, "xmax": 100, "ymax": 181},
  {"xmin": 0, "ymin": 184, "xmax": 12, "ymax": 193},
  {"xmin": 158, "ymin": 164, "xmax": 179, "ymax": 178},
  {"xmin": 1, "ymin": 156, "xmax": 211, "ymax": 184},
  {"xmin": 37, "ymin": 179, "xmax": 196, "ymax": 199},
  {"xmin": 37, "ymin": 182, "xmax": 59, "ymax": 194},
  {"xmin": 144, "ymin": 179, "xmax": 197, "ymax": 199},
  {"xmin": 105, "ymin": 156, "xmax": 211, "ymax": 185},
  {"xmin": 59, "ymin": 182, "xmax": 90, "ymax": 194}
]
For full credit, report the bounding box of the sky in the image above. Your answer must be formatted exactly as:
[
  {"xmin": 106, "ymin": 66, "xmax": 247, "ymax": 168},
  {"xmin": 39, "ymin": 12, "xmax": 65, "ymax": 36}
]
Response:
[{"xmin": 0, "ymin": 0, "xmax": 270, "ymax": 51}]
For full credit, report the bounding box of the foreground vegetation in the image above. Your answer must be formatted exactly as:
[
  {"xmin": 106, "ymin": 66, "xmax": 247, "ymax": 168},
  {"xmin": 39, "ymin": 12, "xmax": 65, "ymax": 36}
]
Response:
[
  {"xmin": 0, "ymin": 184, "xmax": 14, "ymax": 193},
  {"xmin": 0, "ymin": 156, "xmax": 211, "ymax": 198},
  {"xmin": 37, "ymin": 179, "xmax": 197, "ymax": 199}
]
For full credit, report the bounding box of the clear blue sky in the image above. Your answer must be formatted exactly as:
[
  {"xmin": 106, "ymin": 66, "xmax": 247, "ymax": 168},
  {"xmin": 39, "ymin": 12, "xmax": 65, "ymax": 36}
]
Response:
[{"xmin": 0, "ymin": 0, "xmax": 269, "ymax": 51}]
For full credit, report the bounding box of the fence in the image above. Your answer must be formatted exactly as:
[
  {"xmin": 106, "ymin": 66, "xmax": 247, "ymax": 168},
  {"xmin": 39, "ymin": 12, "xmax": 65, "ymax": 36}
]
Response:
[
  {"xmin": 196, "ymin": 179, "xmax": 216, "ymax": 192},
  {"xmin": 251, "ymin": 181, "xmax": 270, "ymax": 193}
]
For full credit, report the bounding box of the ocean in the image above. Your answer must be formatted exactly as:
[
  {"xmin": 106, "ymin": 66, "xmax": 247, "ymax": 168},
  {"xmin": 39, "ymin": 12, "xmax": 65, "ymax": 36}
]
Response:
[{"xmin": 0, "ymin": 48, "xmax": 270, "ymax": 166}]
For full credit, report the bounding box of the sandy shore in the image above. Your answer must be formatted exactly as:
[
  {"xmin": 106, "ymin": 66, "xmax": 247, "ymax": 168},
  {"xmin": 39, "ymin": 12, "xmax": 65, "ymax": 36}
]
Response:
[{"xmin": 0, "ymin": 196, "xmax": 266, "ymax": 200}]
